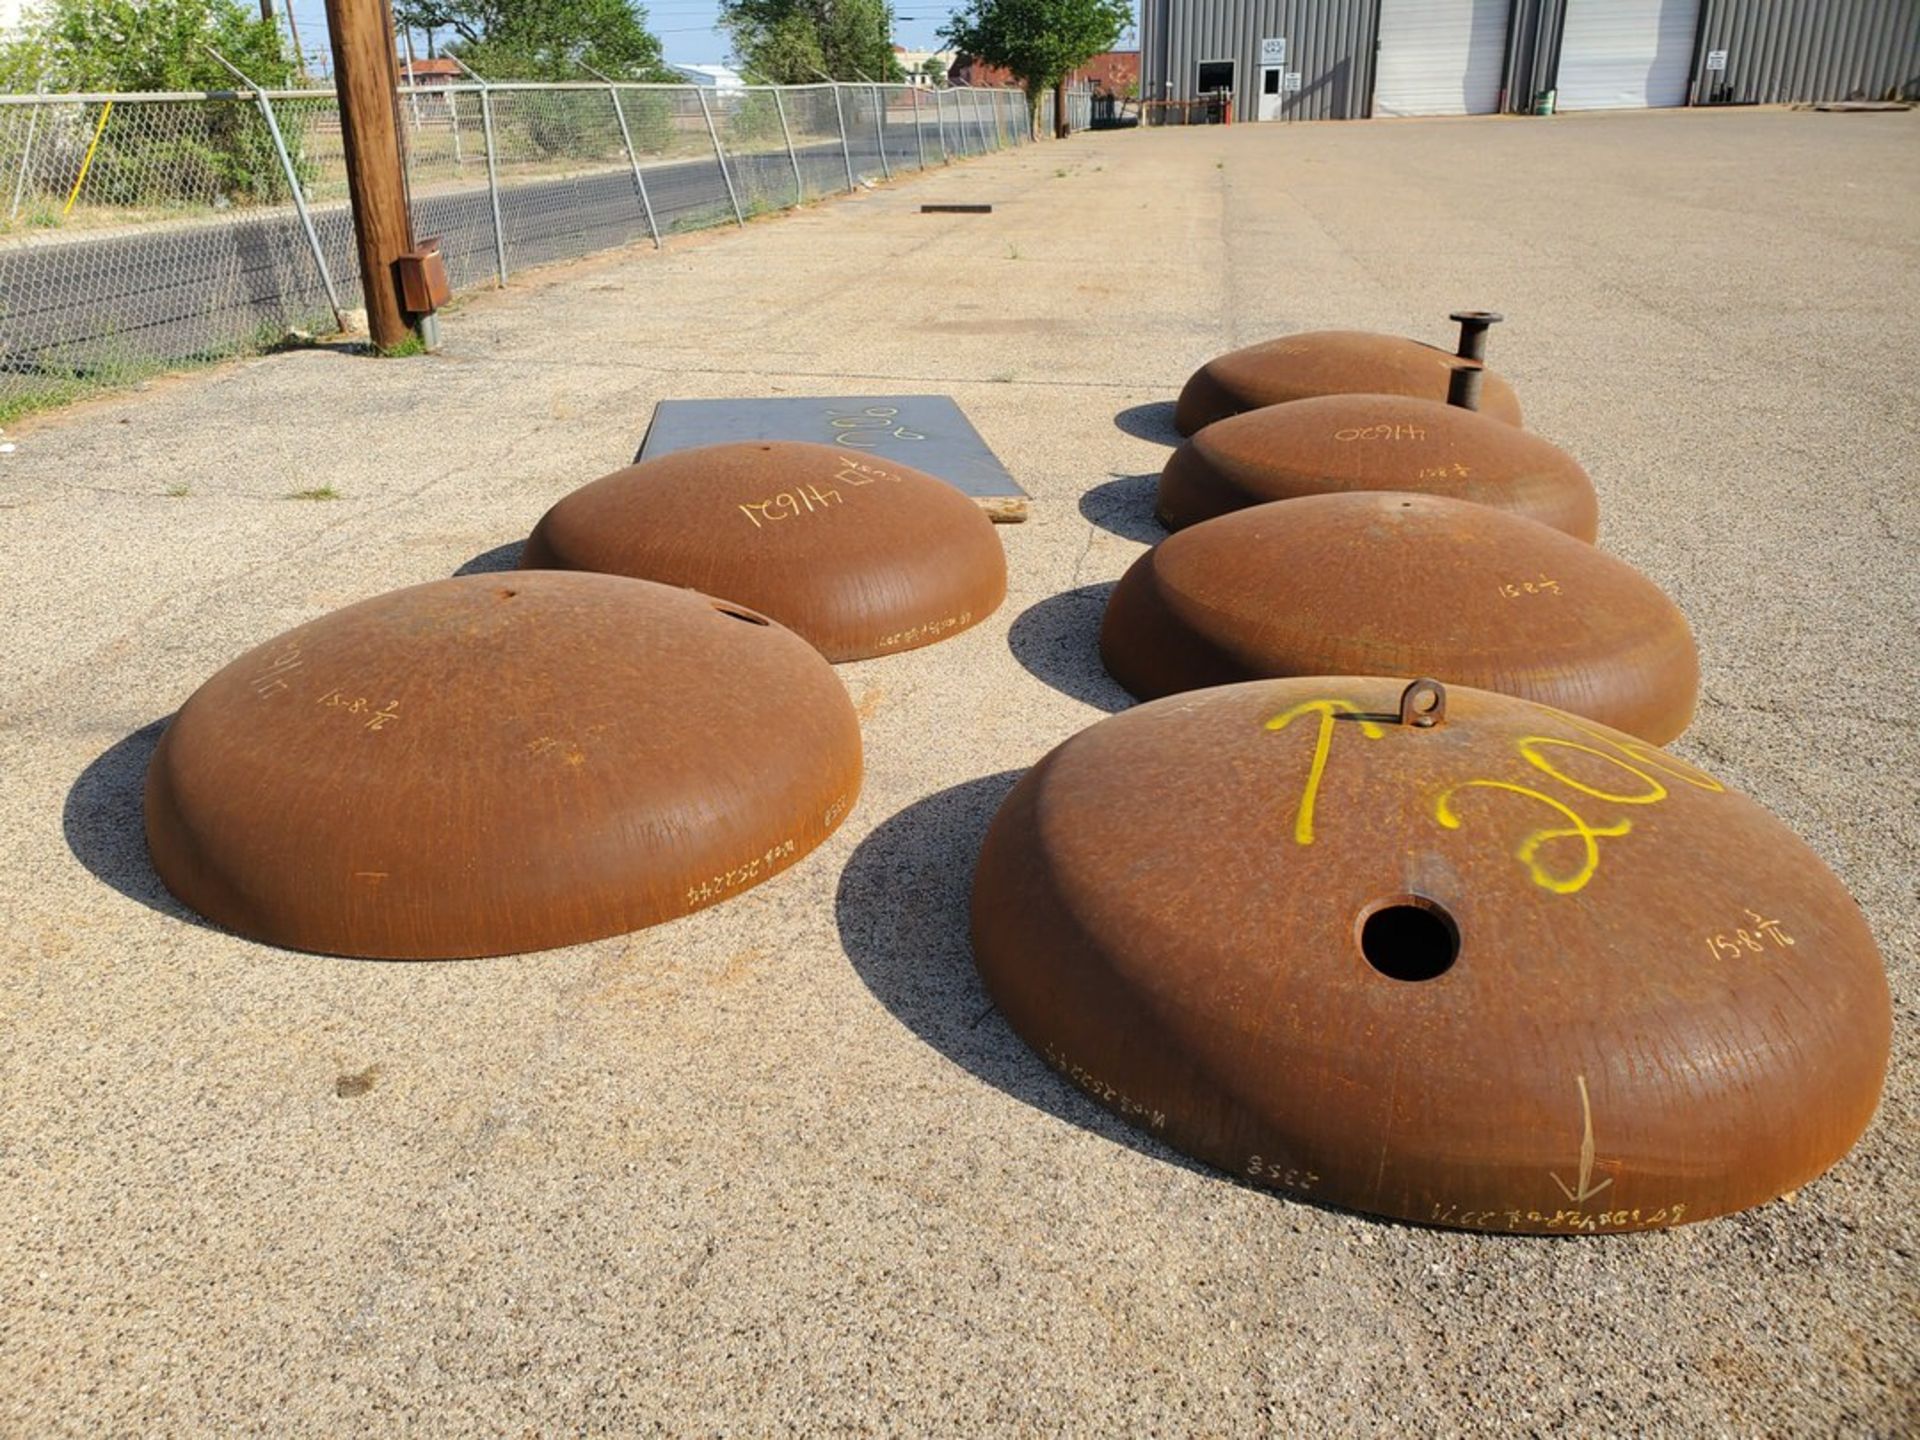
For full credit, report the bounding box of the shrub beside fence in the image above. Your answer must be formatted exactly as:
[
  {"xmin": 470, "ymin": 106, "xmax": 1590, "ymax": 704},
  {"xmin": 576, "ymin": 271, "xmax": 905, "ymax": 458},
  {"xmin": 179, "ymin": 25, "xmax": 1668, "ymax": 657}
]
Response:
[{"xmin": 0, "ymin": 80, "xmax": 1054, "ymax": 417}]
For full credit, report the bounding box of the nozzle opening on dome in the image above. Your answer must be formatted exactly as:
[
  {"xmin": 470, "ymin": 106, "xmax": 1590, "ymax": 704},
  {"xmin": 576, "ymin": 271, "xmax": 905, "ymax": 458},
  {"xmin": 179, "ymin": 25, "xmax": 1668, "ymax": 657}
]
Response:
[
  {"xmin": 1450, "ymin": 310, "xmax": 1503, "ymax": 361},
  {"xmin": 1447, "ymin": 362, "xmax": 1486, "ymax": 412}
]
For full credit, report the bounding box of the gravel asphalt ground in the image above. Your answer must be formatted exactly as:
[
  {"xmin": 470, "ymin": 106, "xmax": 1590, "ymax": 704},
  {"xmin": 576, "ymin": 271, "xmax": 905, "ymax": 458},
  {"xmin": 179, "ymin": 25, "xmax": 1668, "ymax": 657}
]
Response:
[{"xmin": 2, "ymin": 107, "xmax": 1915, "ymax": 1434}]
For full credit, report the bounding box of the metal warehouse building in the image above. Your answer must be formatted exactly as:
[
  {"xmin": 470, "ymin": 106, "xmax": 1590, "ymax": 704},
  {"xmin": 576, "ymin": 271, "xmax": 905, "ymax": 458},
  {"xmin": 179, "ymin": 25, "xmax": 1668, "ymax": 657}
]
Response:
[{"xmin": 1138, "ymin": 0, "xmax": 1920, "ymax": 122}]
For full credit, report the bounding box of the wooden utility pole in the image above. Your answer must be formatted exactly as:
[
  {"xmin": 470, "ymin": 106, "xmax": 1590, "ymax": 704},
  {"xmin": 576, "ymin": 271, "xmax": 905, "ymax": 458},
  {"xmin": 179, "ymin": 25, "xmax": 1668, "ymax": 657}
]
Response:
[{"xmin": 324, "ymin": 0, "xmax": 415, "ymax": 349}]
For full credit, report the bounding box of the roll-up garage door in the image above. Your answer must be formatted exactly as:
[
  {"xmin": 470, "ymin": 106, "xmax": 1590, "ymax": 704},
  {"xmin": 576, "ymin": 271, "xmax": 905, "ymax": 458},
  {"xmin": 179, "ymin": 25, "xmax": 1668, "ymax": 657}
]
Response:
[
  {"xmin": 1373, "ymin": 0, "xmax": 1512, "ymax": 117},
  {"xmin": 1555, "ymin": 0, "xmax": 1702, "ymax": 110}
]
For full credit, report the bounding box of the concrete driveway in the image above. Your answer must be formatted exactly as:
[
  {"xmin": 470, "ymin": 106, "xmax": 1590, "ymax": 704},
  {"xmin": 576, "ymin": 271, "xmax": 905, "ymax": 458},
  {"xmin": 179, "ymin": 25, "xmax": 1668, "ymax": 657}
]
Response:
[{"xmin": 2, "ymin": 107, "xmax": 1914, "ymax": 1434}]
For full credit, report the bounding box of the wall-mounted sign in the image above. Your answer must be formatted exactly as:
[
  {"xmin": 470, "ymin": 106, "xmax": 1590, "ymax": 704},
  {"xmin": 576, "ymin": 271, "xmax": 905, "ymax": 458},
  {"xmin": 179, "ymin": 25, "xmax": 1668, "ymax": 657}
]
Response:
[
  {"xmin": 1284, "ymin": 71, "xmax": 1303, "ymax": 92},
  {"xmin": 1260, "ymin": 37, "xmax": 1286, "ymax": 64},
  {"xmin": 1705, "ymin": 49, "xmax": 1728, "ymax": 71}
]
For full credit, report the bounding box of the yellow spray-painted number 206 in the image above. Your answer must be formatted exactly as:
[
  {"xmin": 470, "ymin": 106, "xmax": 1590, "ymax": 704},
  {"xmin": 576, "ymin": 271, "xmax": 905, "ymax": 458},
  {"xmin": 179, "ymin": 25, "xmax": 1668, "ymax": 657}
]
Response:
[{"xmin": 1263, "ymin": 698, "xmax": 1725, "ymax": 895}]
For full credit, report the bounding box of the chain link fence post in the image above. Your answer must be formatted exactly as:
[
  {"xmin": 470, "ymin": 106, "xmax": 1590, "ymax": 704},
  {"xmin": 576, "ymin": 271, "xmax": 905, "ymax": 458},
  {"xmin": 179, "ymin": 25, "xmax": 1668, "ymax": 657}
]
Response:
[
  {"xmin": 449, "ymin": 58, "xmax": 509, "ymax": 286},
  {"xmin": 911, "ymin": 85, "xmax": 927, "ymax": 168},
  {"xmin": 771, "ymin": 88, "xmax": 803, "ymax": 206},
  {"xmin": 830, "ymin": 84, "xmax": 857, "ymax": 193},
  {"xmin": 694, "ymin": 86, "xmax": 745, "ymax": 226},
  {"xmin": 870, "ymin": 84, "xmax": 892, "ymax": 180},
  {"xmin": 597, "ymin": 77, "xmax": 660, "ymax": 250},
  {"xmin": 206, "ymin": 48, "xmax": 343, "ymax": 330},
  {"xmin": 932, "ymin": 87, "xmax": 949, "ymax": 163}
]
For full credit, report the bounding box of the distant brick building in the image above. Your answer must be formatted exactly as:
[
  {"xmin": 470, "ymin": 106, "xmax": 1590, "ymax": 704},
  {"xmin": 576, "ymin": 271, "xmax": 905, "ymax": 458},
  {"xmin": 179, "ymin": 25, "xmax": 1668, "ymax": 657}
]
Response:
[
  {"xmin": 399, "ymin": 57, "xmax": 462, "ymax": 84},
  {"xmin": 948, "ymin": 51, "xmax": 1139, "ymax": 96},
  {"xmin": 946, "ymin": 55, "xmax": 1018, "ymax": 88},
  {"xmin": 1071, "ymin": 51, "xmax": 1140, "ymax": 96}
]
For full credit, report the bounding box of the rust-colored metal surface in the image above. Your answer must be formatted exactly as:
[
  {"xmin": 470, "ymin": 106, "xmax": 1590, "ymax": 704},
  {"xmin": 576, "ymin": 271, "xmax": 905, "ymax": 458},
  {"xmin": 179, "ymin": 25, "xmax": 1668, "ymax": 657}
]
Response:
[
  {"xmin": 523, "ymin": 441, "xmax": 1007, "ymax": 661},
  {"xmin": 1157, "ymin": 394, "xmax": 1598, "ymax": 539},
  {"xmin": 1100, "ymin": 492, "xmax": 1697, "ymax": 742},
  {"xmin": 145, "ymin": 572, "xmax": 862, "ymax": 959},
  {"xmin": 1174, "ymin": 331, "xmax": 1523, "ymax": 435},
  {"xmin": 970, "ymin": 677, "xmax": 1890, "ymax": 1234}
]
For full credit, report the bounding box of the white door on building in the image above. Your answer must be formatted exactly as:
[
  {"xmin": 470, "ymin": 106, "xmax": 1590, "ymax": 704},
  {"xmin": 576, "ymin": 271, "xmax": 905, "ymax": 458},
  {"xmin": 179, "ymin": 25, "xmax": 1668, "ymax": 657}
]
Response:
[
  {"xmin": 1373, "ymin": 0, "xmax": 1511, "ymax": 116},
  {"xmin": 1258, "ymin": 66, "xmax": 1285, "ymax": 120},
  {"xmin": 1555, "ymin": 0, "xmax": 1701, "ymax": 110}
]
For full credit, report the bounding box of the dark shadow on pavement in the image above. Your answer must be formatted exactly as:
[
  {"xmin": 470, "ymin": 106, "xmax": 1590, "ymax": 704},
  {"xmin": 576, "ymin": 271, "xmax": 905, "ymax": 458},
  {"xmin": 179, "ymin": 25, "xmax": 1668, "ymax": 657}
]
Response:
[
  {"xmin": 834, "ymin": 772, "xmax": 1208, "ymax": 1182},
  {"xmin": 1113, "ymin": 400, "xmax": 1181, "ymax": 446},
  {"xmin": 1007, "ymin": 583, "xmax": 1130, "ymax": 714},
  {"xmin": 1078, "ymin": 473, "xmax": 1166, "ymax": 545},
  {"xmin": 64, "ymin": 718, "xmax": 220, "ymax": 932},
  {"xmin": 455, "ymin": 541, "xmax": 524, "ymax": 576}
]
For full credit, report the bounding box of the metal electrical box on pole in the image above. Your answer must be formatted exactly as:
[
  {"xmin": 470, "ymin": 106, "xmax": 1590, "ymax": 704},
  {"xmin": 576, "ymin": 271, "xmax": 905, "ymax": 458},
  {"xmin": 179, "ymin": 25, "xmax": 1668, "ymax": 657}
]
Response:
[{"xmin": 323, "ymin": 0, "xmax": 416, "ymax": 349}]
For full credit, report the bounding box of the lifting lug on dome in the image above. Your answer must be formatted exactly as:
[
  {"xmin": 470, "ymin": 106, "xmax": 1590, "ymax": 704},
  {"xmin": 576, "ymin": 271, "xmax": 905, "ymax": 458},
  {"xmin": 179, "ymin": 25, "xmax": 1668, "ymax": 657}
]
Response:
[{"xmin": 1399, "ymin": 678, "xmax": 1447, "ymax": 728}]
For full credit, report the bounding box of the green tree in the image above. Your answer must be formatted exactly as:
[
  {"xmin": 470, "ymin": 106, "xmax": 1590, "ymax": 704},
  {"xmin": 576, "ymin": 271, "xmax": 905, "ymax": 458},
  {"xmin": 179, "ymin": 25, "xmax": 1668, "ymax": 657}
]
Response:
[
  {"xmin": 417, "ymin": 0, "xmax": 672, "ymax": 81},
  {"xmin": 942, "ymin": 0, "xmax": 1127, "ymax": 133},
  {"xmin": 918, "ymin": 54, "xmax": 946, "ymax": 82},
  {"xmin": 7, "ymin": 0, "xmax": 294, "ymax": 91},
  {"xmin": 721, "ymin": 0, "xmax": 901, "ymax": 83}
]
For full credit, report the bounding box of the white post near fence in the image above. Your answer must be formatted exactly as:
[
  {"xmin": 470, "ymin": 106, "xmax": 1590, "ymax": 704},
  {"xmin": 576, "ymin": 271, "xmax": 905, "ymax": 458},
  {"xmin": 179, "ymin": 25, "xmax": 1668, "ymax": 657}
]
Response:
[{"xmin": 8, "ymin": 77, "xmax": 47, "ymax": 224}]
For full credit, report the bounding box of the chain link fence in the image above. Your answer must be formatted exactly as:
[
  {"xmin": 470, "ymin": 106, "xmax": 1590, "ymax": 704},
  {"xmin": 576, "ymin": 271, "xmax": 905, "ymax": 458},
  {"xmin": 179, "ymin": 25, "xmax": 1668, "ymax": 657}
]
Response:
[
  {"xmin": 1037, "ymin": 87, "xmax": 1095, "ymax": 136},
  {"xmin": 0, "ymin": 80, "xmax": 1040, "ymax": 417}
]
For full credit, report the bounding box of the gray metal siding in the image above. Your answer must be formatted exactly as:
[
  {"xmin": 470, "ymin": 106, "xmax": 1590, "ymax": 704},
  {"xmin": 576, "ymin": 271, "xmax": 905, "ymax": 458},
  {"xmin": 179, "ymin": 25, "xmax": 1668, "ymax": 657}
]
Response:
[
  {"xmin": 1693, "ymin": 0, "xmax": 1920, "ymax": 104},
  {"xmin": 1145, "ymin": 0, "xmax": 1381, "ymax": 121},
  {"xmin": 1141, "ymin": 0, "xmax": 1918, "ymax": 119}
]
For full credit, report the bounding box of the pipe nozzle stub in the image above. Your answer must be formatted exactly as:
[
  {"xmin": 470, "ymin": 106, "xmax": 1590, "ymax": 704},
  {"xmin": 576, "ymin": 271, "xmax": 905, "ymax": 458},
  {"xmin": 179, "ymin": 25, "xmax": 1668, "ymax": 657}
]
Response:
[
  {"xmin": 1450, "ymin": 310, "xmax": 1505, "ymax": 360},
  {"xmin": 1447, "ymin": 361, "xmax": 1487, "ymax": 411}
]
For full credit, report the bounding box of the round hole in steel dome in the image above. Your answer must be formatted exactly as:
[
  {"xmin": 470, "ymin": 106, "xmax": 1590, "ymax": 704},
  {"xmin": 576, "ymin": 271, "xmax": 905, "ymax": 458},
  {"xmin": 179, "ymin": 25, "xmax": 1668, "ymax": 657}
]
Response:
[{"xmin": 1356, "ymin": 896, "xmax": 1459, "ymax": 982}]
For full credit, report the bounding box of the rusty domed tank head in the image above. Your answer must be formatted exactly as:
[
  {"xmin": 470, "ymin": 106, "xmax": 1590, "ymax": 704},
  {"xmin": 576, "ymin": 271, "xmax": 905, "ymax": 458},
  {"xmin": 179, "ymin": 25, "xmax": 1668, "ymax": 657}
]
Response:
[
  {"xmin": 523, "ymin": 440, "xmax": 1007, "ymax": 662},
  {"xmin": 144, "ymin": 572, "xmax": 863, "ymax": 959},
  {"xmin": 1100, "ymin": 492, "xmax": 1698, "ymax": 743},
  {"xmin": 1175, "ymin": 313, "xmax": 1522, "ymax": 435},
  {"xmin": 1157, "ymin": 393, "xmax": 1598, "ymax": 539},
  {"xmin": 970, "ymin": 677, "xmax": 1891, "ymax": 1233}
]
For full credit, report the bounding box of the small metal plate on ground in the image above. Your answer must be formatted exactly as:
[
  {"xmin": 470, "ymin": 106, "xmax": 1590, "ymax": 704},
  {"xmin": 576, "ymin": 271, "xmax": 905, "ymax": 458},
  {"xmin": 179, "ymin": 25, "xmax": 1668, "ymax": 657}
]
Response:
[
  {"xmin": 639, "ymin": 396, "xmax": 1031, "ymax": 521},
  {"xmin": 922, "ymin": 203, "xmax": 993, "ymax": 213}
]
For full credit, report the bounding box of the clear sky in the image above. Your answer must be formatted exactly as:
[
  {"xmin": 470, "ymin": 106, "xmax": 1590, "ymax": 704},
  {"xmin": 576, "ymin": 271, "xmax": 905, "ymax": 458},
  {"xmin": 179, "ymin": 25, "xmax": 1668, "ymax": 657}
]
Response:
[{"xmin": 282, "ymin": 0, "xmax": 1136, "ymax": 76}]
